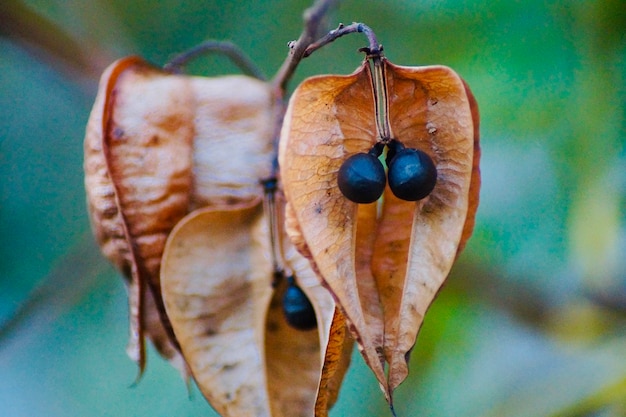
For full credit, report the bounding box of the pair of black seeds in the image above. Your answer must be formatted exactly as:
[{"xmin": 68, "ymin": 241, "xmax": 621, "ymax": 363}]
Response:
[
  {"xmin": 281, "ymin": 141, "xmax": 436, "ymax": 331},
  {"xmin": 337, "ymin": 139, "xmax": 437, "ymax": 204}
]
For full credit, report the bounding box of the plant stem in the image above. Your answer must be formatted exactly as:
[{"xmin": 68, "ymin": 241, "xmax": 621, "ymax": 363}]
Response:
[
  {"xmin": 266, "ymin": 0, "xmax": 340, "ymax": 181},
  {"xmin": 302, "ymin": 21, "xmax": 391, "ymax": 141},
  {"xmin": 271, "ymin": 0, "xmax": 340, "ymax": 93},
  {"xmin": 303, "ymin": 22, "xmax": 381, "ymax": 58},
  {"xmin": 163, "ymin": 40, "xmax": 266, "ymax": 80},
  {"xmin": 272, "ymin": 17, "xmax": 384, "ymax": 93},
  {"xmin": 263, "ymin": 0, "xmax": 339, "ymax": 289},
  {"xmin": 370, "ymin": 55, "xmax": 391, "ymax": 142},
  {"xmin": 269, "ymin": 0, "xmax": 386, "ymax": 159},
  {"xmin": 261, "ymin": 178, "xmax": 286, "ymax": 287}
]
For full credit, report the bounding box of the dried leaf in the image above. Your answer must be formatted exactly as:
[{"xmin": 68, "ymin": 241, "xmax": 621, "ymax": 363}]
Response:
[
  {"xmin": 314, "ymin": 308, "xmax": 354, "ymax": 417},
  {"xmin": 161, "ymin": 200, "xmax": 345, "ymax": 417},
  {"xmin": 85, "ymin": 56, "xmax": 194, "ymax": 373},
  {"xmin": 284, "ymin": 194, "xmax": 355, "ymax": 417},
  {"xmin": 161, "ymin": 202, "xmax": 269, "ymax": 416},
  {"xmin": 84, "ymin": 56, "xmax": 275, "ymax": 374},
  {"xmin": 279, "ymin": 66, "xmax": 388, "ymax": 394},
  {"xmin": 188, "ymin": 75, "xmax": 275, "ymax": 208},
  {"xmin": 281, "ymin": 201, "xmax": 353, "ymax": 417},
  {"xmin": 378, "ymin": 63, "xmax": 479, "ymax": 391},
  {"xmin": 458, "ymin": 79, "xmax": 481, "ymax": 254},
  {"xmin": 279, "ymin": 59, "xmax": 480, "ymax": 399}
]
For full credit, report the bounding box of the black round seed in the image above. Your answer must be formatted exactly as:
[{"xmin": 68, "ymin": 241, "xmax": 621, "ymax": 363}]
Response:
[
  {"xmin": 282, "ymin": 277, "xmax": 317, "ymax": 331},
  {"xmin": 387, "ymin": 147, "xmax": 437, "ymax": 201},
  {"xmin": 337, "ymin": 152, "xmax": 386, "ymax": 204}
]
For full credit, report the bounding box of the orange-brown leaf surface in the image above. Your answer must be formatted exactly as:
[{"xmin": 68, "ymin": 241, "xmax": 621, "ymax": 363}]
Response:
[
  {"xmin": 161, "ymin": 201, "xmax": 347, "ymax": 417},
  {"xmin": 279, "ymin": 66, "xmax": 389, "ymax": 394},
  {"xmin": 314, "ymin": 308, "xmax": 354, "ymax": 417},
  {"xmin": 84, "ymin": 56, "xmax": 275, "ymax": 374},
  {"xmin": 279, "ymin": 59, "xmax": 480, "ymax": 399}
]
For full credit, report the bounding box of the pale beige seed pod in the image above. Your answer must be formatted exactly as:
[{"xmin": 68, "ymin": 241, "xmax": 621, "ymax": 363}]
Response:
[{"xmin": 84, "ymin": 56, "xmax": 276, "ymax": 375}]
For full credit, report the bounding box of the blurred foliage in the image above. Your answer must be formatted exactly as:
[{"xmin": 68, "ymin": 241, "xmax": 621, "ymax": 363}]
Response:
[{"xmin": 1, "ymin": 0, "xmax": 625, "ymax": 416}]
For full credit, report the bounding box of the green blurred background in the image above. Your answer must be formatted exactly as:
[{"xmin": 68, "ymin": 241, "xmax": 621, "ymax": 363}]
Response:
[{"xmin": 1, "ymin": 0, "xmax": 625, "ymax": 416}]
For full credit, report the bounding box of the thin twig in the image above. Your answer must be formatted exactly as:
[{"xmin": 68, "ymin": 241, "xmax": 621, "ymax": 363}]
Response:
[
  {"xmin": 163, "ymin": 40, "xmax": 266, "ymax": 80},
  {"xmin": 298, "ymin": 21, "xmax": 392, "ymax": 143},
  {"xmin": 264, "ymin": 0, "xmax": 340, "ymax": 183},
  {"xmin": 271, "ymin": 0, "xmax": 339, "ymax": 93},
  {"xmin": 261, "ymin": 0, "xmax": 340, "ymax": 291},
  {"xmin": 303, "ymin": 22, "xmax": 381, "ymax": 58}
]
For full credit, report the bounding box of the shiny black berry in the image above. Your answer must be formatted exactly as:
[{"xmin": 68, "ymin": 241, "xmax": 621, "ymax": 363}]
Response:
[
  {"xmin": 282, "ymin": 276, "xmax": 317, "ymax": 331},
  {"xmin": 387, "ymin": 140, "xmax": 437, "ymax": 201},
  {"xmin": 337, "ymin": 144, "xmax": 386, "ymax": 204}
]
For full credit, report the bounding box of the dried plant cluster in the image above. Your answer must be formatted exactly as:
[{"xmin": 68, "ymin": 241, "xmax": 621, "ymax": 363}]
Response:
[{"xmin": 84, "ymin": 15, "xmax": 480, "ymax": 417}]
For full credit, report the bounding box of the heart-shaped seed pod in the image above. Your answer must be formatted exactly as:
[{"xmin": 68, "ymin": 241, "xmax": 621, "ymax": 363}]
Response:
[{"xmin": 279, "ymin": 59, "xmax": 480, "ymax": 403}]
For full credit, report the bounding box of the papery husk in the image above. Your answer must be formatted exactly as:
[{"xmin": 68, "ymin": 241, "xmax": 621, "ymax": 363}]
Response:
[
  {"xmin": 279, "ymin": 66, "xmax": 389, "ymax": 394},
  {"xmin": 84, "ymin": 56, "xmax": 194, "ymax": 374},
  {"xmin": 313, "ymin": 308, "xmax": 354, "ymax": 417},
  {"xmin": 84, "ymin": 56, "xmax": 275, "ymax": 375},
  {"xmin": 161, "ymin": 200, "xmax": 351, "ymax": 417},
  {"xmin": 279, "ymin": 58, "xmax": 480, "ymax": 400}
]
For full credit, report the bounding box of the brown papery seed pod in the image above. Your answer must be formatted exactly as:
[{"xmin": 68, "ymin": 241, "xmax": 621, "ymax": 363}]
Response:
[
  {"xmin": 160, "ymin": 198, "xmax": 351, "ymax": 417},
  {"xmin": 279, "ymin": 58, "xmax": 480, "ymax": 402}
]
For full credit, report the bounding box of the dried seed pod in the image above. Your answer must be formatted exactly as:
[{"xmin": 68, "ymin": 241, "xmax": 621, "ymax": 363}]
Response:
[
  {"xmin": 279, "ymin": 58, "xmax": 480, "ymax": 401},
  {"xmin": 84, "ymin": 56, "xmax": 275, "ymax": 374},
  {"xmin": 160, "ymin": 200, "xmax": 348, "ymax": 417},
  {"xmin": 84, "ymin": 56, "xmax": 195, "ymax": 375}
]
